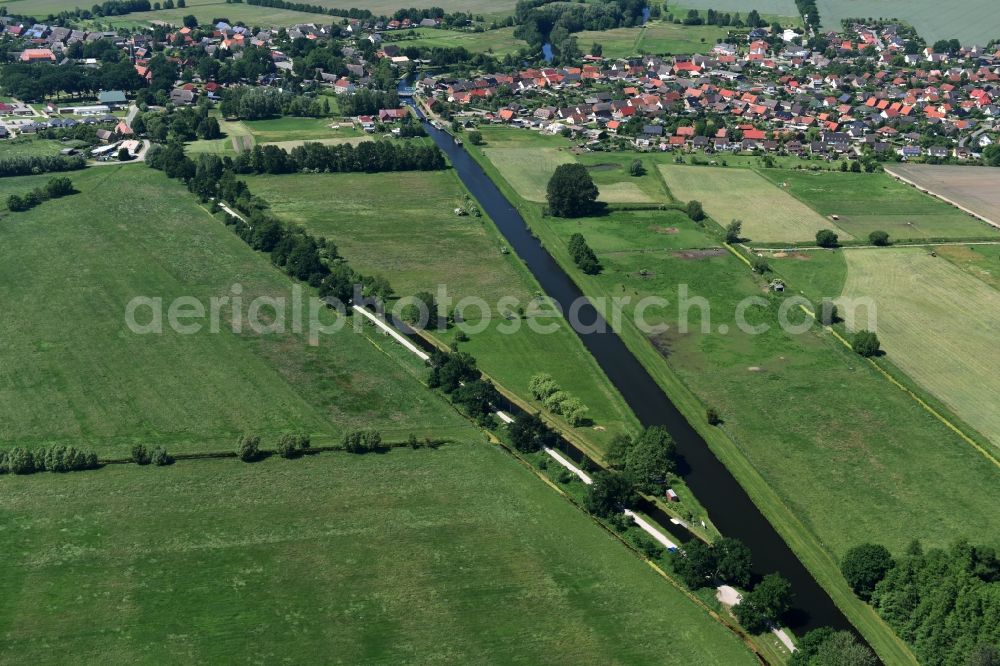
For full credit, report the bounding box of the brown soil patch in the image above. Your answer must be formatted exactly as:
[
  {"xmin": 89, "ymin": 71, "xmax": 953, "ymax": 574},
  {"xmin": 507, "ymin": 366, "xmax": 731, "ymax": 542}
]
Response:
[
  {"xmin": 650, "ymin": 225, "xmax": 679, "ymax": 234},
  {"xmin": 672, "ymin": 248, "xmax": 726, "ymax": 260}
]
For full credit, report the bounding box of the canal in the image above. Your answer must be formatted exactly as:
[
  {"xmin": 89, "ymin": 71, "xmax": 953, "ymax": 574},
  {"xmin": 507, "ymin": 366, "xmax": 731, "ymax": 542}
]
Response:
[{"xmin": 412, "ymin": 104, "xmax": 858, "ymax": 639}]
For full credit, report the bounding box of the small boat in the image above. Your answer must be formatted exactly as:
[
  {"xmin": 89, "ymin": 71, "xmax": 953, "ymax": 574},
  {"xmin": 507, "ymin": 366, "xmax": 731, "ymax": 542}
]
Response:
[{"xmin": 454, "ymin": 136, "xmax": 463, "ymax": 145}]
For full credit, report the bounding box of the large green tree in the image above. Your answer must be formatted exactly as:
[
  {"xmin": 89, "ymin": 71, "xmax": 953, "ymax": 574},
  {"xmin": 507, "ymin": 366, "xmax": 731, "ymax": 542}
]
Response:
[
  {"xmin": 546, "ymin": 163, "xmax": 598, "ymax": 217},
  {"xmin": 841, "ymin": 543, "xmax": 894, "ymax": 600}
]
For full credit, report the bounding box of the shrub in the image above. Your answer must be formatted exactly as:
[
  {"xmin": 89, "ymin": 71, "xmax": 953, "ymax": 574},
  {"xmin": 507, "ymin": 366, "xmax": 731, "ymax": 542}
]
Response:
[
  {"xmin": 560, "ymin": 397, "xmax": 589, "ymax": 426},
  {"xmin": 852, "ymin": 330, "xmax": 881, "ymax": 357},
  {"xmin": 466, "ymin": 130, "xmax": 483, "ymax": 145},
  {"xmin": 528, "ymin": 372, "xmax": 559, "ymax": 400},
  {"xmin": 686, "ymin": 199, "xmax": 705, "ymax": 221},
  {"xmin": 150, "ymin": 446, "xmax": 174, "ymax": 466},
  {"xmin": 724, "ymin": 219, "xmax": 742, "ymax": 243},
  {"xmin": 751, "ymin": 256, "xmax": 770, "ymax": 274},
  {"xmin": 706, "ymin": 407, "xmax": 721, "ymax": 425},
  {"xmin": 236, "ymin": 433, "xmax": 262, "ymax": 462},
  {"xmin": 542, "ymin": 389, "xmax": 570, "ymax": 413},
  {"xmin": 868, "ymin": 230, "xmax": 890, "ymax": 246},
  {"xmin": 815, "ymin": 229, "xmax": 839, "ymax": 248},
  {"xmin": 628, "ymin": 159, "xmax": 646, "ymax": 176},
  {"xmin": 131, "ymin": 444, "xmax": 152, "ymax": 465},
  {"xmin": 277, "ymin": 432, "xmax": 311, "ymax": 458},
  {"xmin": 818, "ymin": 299, "xmax": 838, "ymax": 325},
  {"xmin": 343, "ymin": 430, "xmax": 382, "ymax": 453}
]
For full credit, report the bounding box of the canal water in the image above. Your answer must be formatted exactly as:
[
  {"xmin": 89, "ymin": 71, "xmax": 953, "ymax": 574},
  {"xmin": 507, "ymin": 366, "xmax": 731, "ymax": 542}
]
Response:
[{"xmin": 411, "ymin": 104, "xmax": 858, "ymax": 638}]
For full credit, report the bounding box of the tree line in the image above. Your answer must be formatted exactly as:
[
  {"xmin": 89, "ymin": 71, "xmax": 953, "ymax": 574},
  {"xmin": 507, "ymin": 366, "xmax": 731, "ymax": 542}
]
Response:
[
  {"xmin": 6, "ymin": 176, "xmax": 76, "ymax": 212},
  {"xmin": 229, "ymin": 140, "xmax": 446, "ymax": 175},
  {"xmin": 841, "ymin": 540, "xmax": 1000, "ymax": 665},
  {"xmin": 0, "ymin": 60, "xmax": 144, "ymax": 101},
  {"xmin": 0, "ymin": 445, "xmax": 100, "ymax": 474},
  {"xmin": 0, "ymin": 155, "xmax": 86, "ymax": 179},
  {"xmin": 220, "ymin": 86, "xmax": 328, "ymax": 120}
]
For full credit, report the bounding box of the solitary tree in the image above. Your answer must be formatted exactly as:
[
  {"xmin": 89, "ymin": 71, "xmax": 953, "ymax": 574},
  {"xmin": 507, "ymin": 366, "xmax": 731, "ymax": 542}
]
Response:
[
  {"xmin": 725, "ymin": 219, "xmax": 742, "ymax": 243},
  {"xmin": 868, "ymin": 230, "xmax": 890, "ymax": 246},
  {"xmin": 841, "ymin": 543, "xmax": 894, "ymax": 600},
  {"xmin": 734, "ymin": 573, "xmax": 793, "ymax": 633},
  {"xmin": 686, "ymin": 199, "xmax": 705, "ymax": 222},
  {"xmin": 236, "ymin": 433, "xmax": 261, "ymax": 462},
  {"xmin": 852, "ymin": 330, "xmax": 881, "ymax": 357},
  {"xmin": 815, "ymin": 229, "xmax": 839, "ymax": 248},
  {"xmin": 624, "ymin": 426, "xmax": 677, "ymax": 493},
  {"xmin": 546, "ymin": 163, "xmax": 598, "ymax": 217},
  {"xmin": 628, "ymin": 159, "xmax": 645, "ymax": 176}
]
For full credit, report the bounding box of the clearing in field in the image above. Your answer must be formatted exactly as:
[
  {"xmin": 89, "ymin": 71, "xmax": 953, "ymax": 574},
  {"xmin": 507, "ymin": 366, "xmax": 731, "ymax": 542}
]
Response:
[
  {"xmin": 841, "ymin": 248, "xmax": 1000, "ymax": 448},
  {"xmin": 758, "ymin": 169, "xmax": 995, "ymax": 241},
  {"xmin": 0, "ymin": 166, "xmax": 474, "ymax": 456},
  {"xmin": 389, "ymin": 26, "xmax": 525, "ymax": 54},
  {"xmin": 658, "ymin": 164, "xmax": 846, "ymax": 242},
  {"xmin": 573, "ymin": 20, "xmax": 728, "ymax": 58},
  {"xmin": 886, "ymin": 164, "xmax": 1000, "ymax": 229},
  {"xmin": 481, "ymin": 131, "xmax": 667, "ymax": 205},
  {"xmin": 817, "ymin": 0, "xmax": 998, "ymax": 44}
]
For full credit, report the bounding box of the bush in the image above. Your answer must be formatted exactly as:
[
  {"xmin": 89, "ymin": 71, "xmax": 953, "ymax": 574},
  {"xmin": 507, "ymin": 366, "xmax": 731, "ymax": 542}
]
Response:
[
  {"xmin": 751, "ymin": 256, "xmax": 770, "ymax": 274},
  {"xmin": 528, "ymin": 372, "xmax": 560, "ymax": 400},
  {"xmin": 868, "ymin": 230, "xmax": 890, "ymax": 246},
  {"xmin": 568, "ymin": 233, "xmax": 601, "ymax": 274},
  {"xmin": 686, "ymin": 199, "xmax": 705, "ymax": 222},
  {"xmin": 236, "ymin": 433, "xmax": 262, "ymax": 462},
  {"xmin": 150, "ymin": 446, "xmax": 174, "ymax": 466},
  {"xmin": 131, "ymin": 444, "xmax": 152, "ymax": 465},
  {"xmin": 724, "ymin": 219, "xmax": 742, "ymax": 243},
  {"xmin": 343, "ymin": 430, "xmax": 382, "ymax": 453},
  {"xmin": 852, "ymin": 330, "xmax": 881, "ymax": 357},
  {"xmin": 633, "ymin": 533, "xmax": 663, "ymax": 559},
  {"xmin": 506, "ymin": 412, "xmax": 557, "ymax": 453},
  {"xmin": 466, "ymin": 130, "xmax": 483, "ymax": 145},
  {"xmin": 706, "ymin": 407, "xmax": 721, "ymax": 425},
  {"xmin": 841, "ymin": 543, "xmax": 893, "ymax": 600},
  {"xmin": 817, "ymin": 299, "xmax": 838, "ymax": 325},
  {"xmin": 628, "ymin": 159, "xmax": 645, "ymax": 176},
  {"xmin": 815, "ymin": 229, "xmax": 839, "ymax": 248},
  {"xmin": 277, "ymin": 432, "xmax": 311, "ymax": 458},
  {"xmin": 583, "ymin": 471, "xmax": 637, "ymax": 518},
  {"xmin": 0, "ymin": 445, "xmax": 98, "ymax": 475}
]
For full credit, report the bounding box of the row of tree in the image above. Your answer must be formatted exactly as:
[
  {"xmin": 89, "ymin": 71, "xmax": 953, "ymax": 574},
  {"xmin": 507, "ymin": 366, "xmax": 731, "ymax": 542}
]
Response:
[
  {"xmin": 842, "ymin": 540, "xmax": 1000, "ymax": 665},
  {"xmin": 567, "ymin": 232, "xmax": 601, "ymax": 274},
  {"xmin": 0, "ymin": 59, "xmax": 144, "ymax": 100},
  {"xmin": 6, "ymin": 176, "xmax": 75, "ymax": 212},
  {"xmin": 230, "ymin": 140, "xmax": 446, "ymax": 175},
  {"xmin": 528, "ymin": 372, "xmax": 589, "ymax": 425},
  {"xmin": 219, "ymin": 86, "xmax": 328, "ymax": 120},
  {"xmin": 0, "ymin": 445, "xmax": 100, "ymax": 474}
]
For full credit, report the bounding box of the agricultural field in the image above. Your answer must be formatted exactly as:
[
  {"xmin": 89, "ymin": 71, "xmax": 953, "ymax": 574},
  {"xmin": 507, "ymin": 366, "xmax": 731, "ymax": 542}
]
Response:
[
  {"xmin": 574, "ymin": 20, "xmax": 729, "ymax": 59},
  {"xmin": 388, "ymin": 27, "xmax": 526, "ymax": 54},
  {"xmin": 758, "ymin": 169, "xmax": 997, "ymax": 241},
  {"xmin": 242, "ymin": 116, "xmax": 360, "ymax": 143},
  {"xmin": 244, "ymin": 169, "xmax": 641, "ymax": 451},
  {"xmin": 0, "ymin": 445, "xmax": 756, "ymax": 664},
  {"xmin": 472, "ymin": 138, "xmax": 1000, "ymax": 561},
  {"xmin": 841, "ymin": 248, "xmax": 1000, "ymax": 447},
  {"xmin": 886, "ymin": 164, "xmax": 1000, "ymax": 228},
  {"xmin": 935, "ymin": 243, "xmax": 1000, "ymax": 291},
  {"xmin": 0, "ymin": 166, "xmax": 475, "ymax": 457},
  {"xmin": 659, "ymin": 164, "xmax": 845, "ymax": 241},
  {"xmin": 817, "ymin": 0, "xmax": 999, "ymax": 44},
  {"xmin": 668, "ymin": 0, "xmax": 799, "ymax": 18},
  {"xmin": 5, "ymin": 0, "xmax": 335, "ymax": 26},
  {"xmin": 479, "ymin": 128, "xmax": 668, "ymax": 204}
]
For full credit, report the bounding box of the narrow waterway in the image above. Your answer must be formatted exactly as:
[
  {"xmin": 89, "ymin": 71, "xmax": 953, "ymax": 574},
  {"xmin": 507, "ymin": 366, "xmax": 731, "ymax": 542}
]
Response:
[{"xmin": 414, "ymin": 106, "xmax": 857, "ymax": 638}]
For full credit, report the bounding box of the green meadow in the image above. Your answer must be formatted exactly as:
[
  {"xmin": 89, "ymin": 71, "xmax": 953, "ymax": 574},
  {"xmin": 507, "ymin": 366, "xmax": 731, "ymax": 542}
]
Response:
[
  {"xmin": 469, "ymin": 131, "xmax": 999, "ymax": 663},
  {"xmin": 0, "ymin": 445, "xmax": 756, "ymax": 664},
  {"xmin": 0, "ymin": 166, "xmax": 475, "ymax": 456},
  {"xmin": 757, "ymin": 169, "xmax": 996, "ymax": 242},
  {"xmin": 243, "ymin": 169, "xmax": 642, "ymax": 455}
]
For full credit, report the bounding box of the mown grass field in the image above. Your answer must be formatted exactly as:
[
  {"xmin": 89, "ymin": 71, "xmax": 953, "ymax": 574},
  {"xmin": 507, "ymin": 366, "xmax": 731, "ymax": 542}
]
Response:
[
  {"xmin": 817, "ymin": 0, "xmax": 998, "ymax": 43},
  {"xmin": 841, "ymin": 248, "xmax": 1000, "ymax": 447},
  {"xmin": 758, "ymin": 169, "xmax": 996, "ymax": 241},
  {"xmin": 0, "ymin": 136, "xmax": 65, "ymax": 158},
  {"xmin": 936, "ymin": 243, "xmax": 1000, "ymax": 291},
  {"xmin": 0, "ymin": 445, "xmax": 756, "ymax": 664},
  {"xmin": 244, "ymin": 170, "xmax": 531, "ymax": 306},
  {"xmin": 669, "ymin": 0, "xmax": 799, "ymax": 17},
  {"xmin": 659, "ymin": 164, "xmax": 845, "ymax": 241},
  {"xmin": 887, "ymin": 164, "xmax": 1000, "ymax": 227},
  {"xmin": 0, "ymin": 166, "xmax": 475, "ymax": 456},
  {"xmin": 574, "ymin": 20, "xmax": 729, "ymax": 58},
  {"xmin": 470, "ymin": 138, "xmax": 998, "ymax": 662},
  {"xmin": 479, "ymin": 129, "xmax": 668, "ymax": 204},
  {"xmin": 389, "ymin": 27, "xmax": 525, "ymax": 54}
]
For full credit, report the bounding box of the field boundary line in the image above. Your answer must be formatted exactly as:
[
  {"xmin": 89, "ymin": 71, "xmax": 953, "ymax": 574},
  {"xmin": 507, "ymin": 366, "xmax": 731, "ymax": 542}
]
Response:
[
  {"xmin": 796, "ymin": 303, "xmax": 1000, "ymax": 471},
  {"xmin": 884, "ymin": 166, "xmax": 1000, "ymax": 231}
]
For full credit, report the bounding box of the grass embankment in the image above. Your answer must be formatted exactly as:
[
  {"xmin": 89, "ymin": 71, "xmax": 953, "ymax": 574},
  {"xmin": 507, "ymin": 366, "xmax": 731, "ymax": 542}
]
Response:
[
  {"xmin": 0, "ymin": 166, "xmax": 476, "ymax": 456},
  {"xmin": 466, "ymin": 126, "xmax": 1000, "ymax": 664},
  {"xmin": 0, "ymin": 444, "xmax": 757, "ymax": 664}
]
